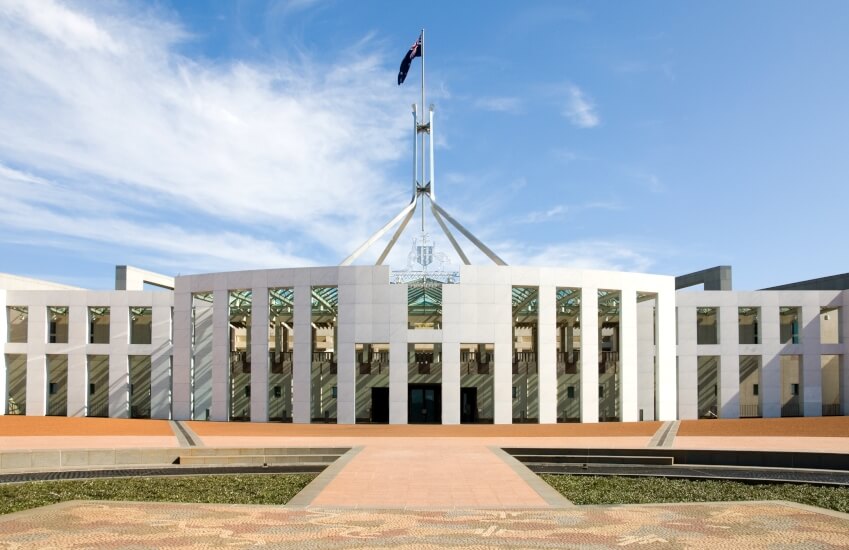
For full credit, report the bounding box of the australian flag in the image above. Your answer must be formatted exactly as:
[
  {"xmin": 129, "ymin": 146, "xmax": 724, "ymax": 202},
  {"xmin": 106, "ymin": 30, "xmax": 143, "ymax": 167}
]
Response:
[{"xmin": 397, "ymin": 34, "xmax": 422, "ymax": 85}]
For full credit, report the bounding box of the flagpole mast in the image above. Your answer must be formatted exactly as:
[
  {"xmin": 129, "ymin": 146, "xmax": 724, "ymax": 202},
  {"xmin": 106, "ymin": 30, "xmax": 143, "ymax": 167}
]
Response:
[{"xmin": 420, "ymin": 28, "xmax": 426, "ymax": 231}]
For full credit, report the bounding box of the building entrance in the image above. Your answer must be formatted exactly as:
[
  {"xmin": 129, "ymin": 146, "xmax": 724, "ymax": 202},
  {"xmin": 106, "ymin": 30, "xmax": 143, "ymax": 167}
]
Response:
[
  {"xmin": 408, "ymin": 384, "xmax": 441, "ymax": 424},
  {"xmin": 460, "ymin": 387, "xmax": 477, "ymax": 423},
  {"xmin": 371, "ymin": 387, "xmax": 389, "ymax": 423}
]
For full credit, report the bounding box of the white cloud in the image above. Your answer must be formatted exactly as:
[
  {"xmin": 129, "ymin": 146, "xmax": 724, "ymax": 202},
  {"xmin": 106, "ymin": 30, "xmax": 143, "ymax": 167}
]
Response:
[
  {"xmin": 563, "ymin": 85, "xmax": 599, "ymax": 128},
  {"xmin": 0, "ymin": 0, "xmax": 410, "ymax": 274},
  {"xmin": 500, "ymin": 239, "xmax": 654, "ymax": 272},
  {"xmin": 472, "ymin": 96, "xmax": 522, "ymax": 114},
  {"xmin": 518, "ymin": 205, "xmax": 565, "ymax": 224}
]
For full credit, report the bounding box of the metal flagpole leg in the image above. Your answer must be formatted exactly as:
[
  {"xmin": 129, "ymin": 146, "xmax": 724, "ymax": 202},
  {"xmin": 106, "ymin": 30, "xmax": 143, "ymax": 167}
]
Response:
[
  {"xmin": 429, "ymin": 198, "xmax": 470, "ymax": 265},
  {"xmin": 430, "ymin": 200, "xmax": 508, "ymax": 266},
  {"xmin": 339, "ymin": 198, "xmax": 418, "ymax": 266},
  {"xmin": 376, "ymin": 203, "xmax": 418, "ymax": 265}
]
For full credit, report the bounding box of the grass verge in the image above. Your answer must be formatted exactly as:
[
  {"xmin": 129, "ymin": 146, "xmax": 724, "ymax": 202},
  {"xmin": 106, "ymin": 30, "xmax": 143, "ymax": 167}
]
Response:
[
  {"xmin": 0, "ymin": 473, "xmax": 316, "ymax": 515},
  {"xmin": 541, "ymin": 474, "xmax": 849, "ymax": 513}
]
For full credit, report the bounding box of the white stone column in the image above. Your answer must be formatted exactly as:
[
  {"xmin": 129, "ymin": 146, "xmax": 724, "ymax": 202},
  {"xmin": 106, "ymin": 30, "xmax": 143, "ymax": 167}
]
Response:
[
  {"xmin": 718, "ymin": 304, "xmax": 739, "ymax": 419},
  {"xmin": 760, "ymin": 304, "xmax": 781, "ymax": 418},
  {"xmin": 537, "ymin": 285, "xmax": 557, "ymax": 424},
  {"xmin": 211, "ymin": 288, "xmax": 229, "ymax": 421},
  {"xmin": 580, "ymin": 287, "xmax": 599, "ymax": 423},
  {"xmin": 675, "ymin": 304, "xmax": 697, "ymax": 420},
  {"xmin": 637, "ymin": 300, "xmax": 656, "ymax": 420},
  {"xmin": 25, "ymin": 304, "xmax": 47, "ymax": 416},
  {"xmin": 191, "ymin": 300, "xmax": 214, "ymax": 420},
  {"xmin": 619, "ymin": 288, "xmax": 638, "ymax": 422},
  {"xmin": 493, "ymin": 284, "xmax": 513, "ymax": 424},
  {"xmin": 442, "ymin": 340, "xmax": 461, "ymax": 425},
  {"xmin": 655, "ymin": 286, "xmax": 678, "ymax": 421},
  {"xmin": 171, "ymin": 285, "xmax": 192, "ymax": 420},
  {"xmin": 292, "ymin": 284, "xmax": 312, "ymax": 423},
  {"xmin": 336, "ymin": 338, "xmax": 355, "ymax": 424},
  {"xmin": 65, "ymin": 306, "xmax": 87, "ymax": 417},
  {"xmin": 801, "ymin": 302, "xmax": 822, "ymax": 416},
  {"xmin": 150, "ymin": 303, "xmax": 172, "ymax": 419},
  {"xmin": 109, "ymin": 305, "xmax": 130, "ymax": 418},
  {"xmin": 842, "ymin": 291, "xmax": 849, "ymax": 415},
  {"xmin": 250, "ymin": 288, "xmax": 269, "ymax": 422},
  {"xmin": 389, "ymin": 283, "xmax": 408, "ymax": 424}
]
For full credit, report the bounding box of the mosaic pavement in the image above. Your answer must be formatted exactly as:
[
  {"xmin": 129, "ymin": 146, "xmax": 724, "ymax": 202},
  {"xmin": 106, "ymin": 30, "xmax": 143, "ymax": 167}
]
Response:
[{"xmin": 1, "ymin": 500, "xmax": 848, "ymax": 549}]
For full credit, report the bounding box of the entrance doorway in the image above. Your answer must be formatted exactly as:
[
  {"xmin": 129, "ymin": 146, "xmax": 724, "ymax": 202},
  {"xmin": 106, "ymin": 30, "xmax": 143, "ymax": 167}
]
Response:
[
  {"xmin": 460, "ymin": 387, "xmax": 477, "ymax": 423},
  {"xmin": 408, "ymin": 384, "xmax": 441, "ymax": 424},
  {"xmin": 371, "ymin": 387, "xmax": 389, "ymax": 423}
]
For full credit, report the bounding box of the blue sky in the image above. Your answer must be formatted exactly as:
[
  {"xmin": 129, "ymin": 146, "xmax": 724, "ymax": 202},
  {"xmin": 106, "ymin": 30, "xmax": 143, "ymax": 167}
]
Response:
[{"xmin": 1, "ymin": 0, "xmax": 847, "ymax": 290}]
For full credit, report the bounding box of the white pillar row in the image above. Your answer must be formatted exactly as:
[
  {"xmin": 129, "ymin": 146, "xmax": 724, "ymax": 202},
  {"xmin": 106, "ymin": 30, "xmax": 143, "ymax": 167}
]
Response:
[
  {"xmin": 170, "ymin": 287, "xmax": 192, "ymax": 420},
  {"xmin": 388, "ymin": 283, "xmax": 408, "ymax": 424},
  {"xmin": 292, "ymin": 284, "xmax": 312, "ymax": 424},
  {"xmin": 800, "ymin": 302, "xmax": 822, "ymax": 417},
  {"xmin": 210, "ymin": 289, "xmax": 230, "ymax": 421},
  {"xmin": 537, "ymin": 285, "xmax": 557, "ymax": 424},
  {"xmin": 67, "ymin": 306, "xmax": 87, "ymax": 417},
  {"xmin": 580, "ymin": 287, "xmax": 599, "ymax": 423},
  {"xmin": 250, "ymin": 287, "xmax": 269, "ymax": 422},
  {"xmin": 619, "ymin": 288, "xmax": 638, "ymax": 422},
  {"xmin": 655, "ymin": 287, "xmax": 678, "ymax": 421},
  {"xmin": 442, "ymin": 338, "xmax": 460, "ymax": 425}
]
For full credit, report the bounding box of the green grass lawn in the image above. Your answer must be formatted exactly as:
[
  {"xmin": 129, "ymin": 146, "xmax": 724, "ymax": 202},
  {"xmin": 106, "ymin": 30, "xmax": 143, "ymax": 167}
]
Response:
[
  {"xmin": 0, "ymin": 473, "xmax": 316, "ymax": 515},
  {"xmin": 541, "ymin": 474, "xmax": 849, "ymax": 513}
]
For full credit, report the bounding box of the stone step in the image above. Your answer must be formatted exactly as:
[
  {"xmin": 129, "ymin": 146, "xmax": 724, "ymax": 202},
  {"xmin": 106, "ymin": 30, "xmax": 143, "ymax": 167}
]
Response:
[
  {"xmin": 178, "ymin": 454, "xmax": 340, "ymax": 466},
  {"xmin": 513, "ymin": 454, "xmax": 674, "ymax": 466}
]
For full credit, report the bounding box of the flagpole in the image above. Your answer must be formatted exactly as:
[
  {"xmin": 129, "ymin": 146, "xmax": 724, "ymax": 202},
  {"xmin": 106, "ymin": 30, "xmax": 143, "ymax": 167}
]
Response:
[{"xmin": 420, "ymin": 28, "xmax": 426, "ymax": 232}]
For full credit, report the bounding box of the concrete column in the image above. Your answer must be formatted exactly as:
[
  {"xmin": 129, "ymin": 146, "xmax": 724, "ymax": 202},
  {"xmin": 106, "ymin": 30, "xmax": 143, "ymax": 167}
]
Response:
[
  {"xmin": 801, "ymin": 302, "xmax": 822, "ymax": 416},
  {"xmin": 250, "ymin": 288, "xmax": 269, "ymax": 422},
  {"xmin": 388, "ymin": 283, "xmax": 408, "ymax": 424},
  {"xmin": 675, "ymin": 304, "xmax": 697, "ymax": 420},
  {"xmin": 718, "ymin": 305, "xmax": 739, "ymax": 419},
  {"xmin": 66, "ymin": 306, "xmax": 87, "ymax": 417},
  {"xmin": 637, "ymin": 300, "xmax": 656, "ymax": 420},
  {"xmin": 0, "ymin": 291, "xmax": 6, "ymax": 415},
  {"xmin": 655, "ymin": 287, "xmax": 678, "ymax": 421},
  {"xmin": 109, "ymin": 305, "xmax": 130, "ymax": 418},
  {"xmin": 292, "ymin": 285, "xmax": 311, "ymax": 423},
  {"xmin": 191, "ymin": 301, "xmax": 214, "ymax": 420},
  {"xmin": 25, "ymin": 305, "xmax": 47, "ymax": 416},
  {"xmin": 211, "ymin": 288, "xmax": 229, "ymax": 421},
  {"xmin": 580, "ymin": 287, "xmax": 599, "ymax": 423},
  {"xmin": 537, "ymin": 285, "xmax": 557, "ymax": 424},
  {"xmin": 171, "ymin": 286, "xmax": 192, "ymax": 420},
  {"xmin": 843, "ymin": 292, "xmax": 849, "ymax": 415},
  {"xmin": 760, "ymin": 305, "xmax": 781, "ymax": 418},
  {"xmin": 150, "ymin": 305, "xmax": 172, "ymax": 419},
  {"xmin": 442, "ymin": 340, "xmax": 460, "ymax": 424},
  {"xmin": 619, "ymin": 288, "xmax": 638, "ymax": 422},
  {"xmin": 493, "ymin": 284, "xmax": 513, "ymax": 424},
  {"xmin": 336, "ymin": 338, "xmax": 355, "ymax": 424}
]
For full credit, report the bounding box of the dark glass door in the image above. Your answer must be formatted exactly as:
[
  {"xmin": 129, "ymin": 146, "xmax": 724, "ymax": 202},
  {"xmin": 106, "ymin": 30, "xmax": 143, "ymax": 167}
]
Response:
[
  {"xmin": 408, "ymin": 384, "xmax": 441, "ymax": 424},
  {"xmin": 460, "ymin": 387, "xmax": 477, "ymax": 423},
  {"xmin": 371, "ymin": 387, "xmax": 389, "ymax": 423}
]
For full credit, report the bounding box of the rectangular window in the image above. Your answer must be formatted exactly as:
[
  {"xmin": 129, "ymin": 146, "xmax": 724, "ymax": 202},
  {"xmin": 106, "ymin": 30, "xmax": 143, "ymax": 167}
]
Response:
[
  {"xmin": 598, "ymin": 386, "xmax": 604, "ymax": 398},
  {"xmin": 753, "ymin": 383, "xmax": 759, "ymax": 396},
  {"xmin": 88, "ymin": 307, "xmax": 110, "ymax": 344},
  {"xmin": 780, "ymin": 307, "xmax": 800, "ymax": 344},
  {"xmin": 697, "ymin": 307, "xmax": 719, "ymax": 345},
  {"xmin": 791, "ymin": 383, "xmax": 799, "ymax": 396},
  {"xmin": 6, "ymin": 306, "xmax": 28, "ymax": 343},
  {"xmin": 89, "ymin": 383, "xmax": 96, "ymax": 395},
  {"xmin": 566, "ymin": 386, "xmax": 575, "ymax": 399},
  {"xmin": 47, "ymin": 307, "xmax": 69, "ymax": 344},
  {"xmin": 130, "ymin": 307, "xmax": 152, "ymax": 344},
  {"xmin": 821, "ymin": 307, "xmax": 840, "ymax": 344},
  {"xmin": 738, "ymin": 307, "xmax": 759, "ymax": 345},
  {"xmin": 512, "ymin": 386, "xmax": 518, "ymax": 399},
  {"xmin": 273, "ymin": 386, "xmax": 282, "ymax": 398},
  {"xmin": 331, "ymin": 386, "xmax": 338, "ymax": 399}
]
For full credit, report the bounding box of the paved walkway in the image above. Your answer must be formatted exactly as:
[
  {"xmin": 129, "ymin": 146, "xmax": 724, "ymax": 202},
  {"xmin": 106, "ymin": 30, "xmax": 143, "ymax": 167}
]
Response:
[{"xmin": 1, "ymin": 500, "xmax": 847, "ymax": 549}]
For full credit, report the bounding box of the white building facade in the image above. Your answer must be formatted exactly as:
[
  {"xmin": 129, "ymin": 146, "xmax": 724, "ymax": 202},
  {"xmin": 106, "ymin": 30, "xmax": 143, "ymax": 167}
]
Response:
[{"xmin": 2, "ymin": 264, "xmax": 846, "ymax": 424}]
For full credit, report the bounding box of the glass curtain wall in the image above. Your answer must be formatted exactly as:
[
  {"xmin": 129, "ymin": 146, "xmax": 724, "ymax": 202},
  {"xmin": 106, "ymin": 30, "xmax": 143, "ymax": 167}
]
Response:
[
  {"xmin": 46, "ymin": 354, "xmax": 68, "ymax": 416},
  {"xmin": 130, "ymin": 355, "xmax": 152, "ymax": 418},
  {"xmin": 311, "ymin": 287, "xmax": 337, "ymax": 423},
  {"xmin": 269, "ymin": 288, "xmax": 294, "ymax": 422},
  {"xmin": 47, "ymin": 307, "xmax": 69, "ymax": 344},
  {"xmin": 407, "ymin": 343, "xmax": 442, "ymax": 423},
  {"xmin": 190, "ymin": 292, "xmax": 214, "ymax": 420},
  {"xmin": 556, "ymin": 288, "xmax": 581, "ymax": 422},
  {"xmin": 86, "ymin": 355, "xmax": 109, "ymax": 417},
  {"xmin": 229, "ymin": 290, "xmax": 252, "ymax": 421},
  {"xmin": 738, "ymin": 308, "xmax": 759, "ymax": 344},
  {"xmin": 697, "ymin": 356, "xmax": 719, "ymax": 418},
  {"xmin": 5, "ymin": 354, "xmax": 26, "ymax": 414},
  {"xmin": 697, "ymin": 307, "xmax": 719, "ymax": 345},
  {"xmin": 780, "ymin": 307, "xmax": 800, "ymax": 344},
  {"xmin": 598, "ymin": 290, "xmax": 621, "ymax": 421},
  {"xmin": 130, "ymin": 307, "xmax": 152, "ymax": 344},
  {"xmin": 512, "ymin": 287, "xmax": 539, "ymax": 423},
  {"xmin": 739, "ymin": 355, "xmax": 761, "ymax": 417}
]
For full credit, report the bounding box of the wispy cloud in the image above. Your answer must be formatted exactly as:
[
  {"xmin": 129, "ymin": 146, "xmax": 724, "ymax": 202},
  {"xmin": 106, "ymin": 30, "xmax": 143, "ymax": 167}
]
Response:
[
  {"xmin": 517, "ymin": 205, "xmax": 565, "ymax": 224},
  {"xmin": 563, "ymin": 85, "xmax": 599, "ymax": 128},
  {"xmin": 472, "ymin": 96, "xmax": 522, "ymax": 114},
  {"xmin": 500, "ymin": 239, "xmax": 654, "ymax": 273},
  {"xmin": 0, "ymin": 0, "xmax": 410, "ymax": 274},
  {"xmin": 515, "ymin": 201, "xmax": 621, "ymax": 224}
]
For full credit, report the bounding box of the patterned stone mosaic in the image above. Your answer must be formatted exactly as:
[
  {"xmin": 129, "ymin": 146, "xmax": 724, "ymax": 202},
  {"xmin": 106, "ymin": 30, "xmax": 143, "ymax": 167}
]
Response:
[{"xmin": 1, "ymin": 500, "xmax": 848, "ymax": 549}]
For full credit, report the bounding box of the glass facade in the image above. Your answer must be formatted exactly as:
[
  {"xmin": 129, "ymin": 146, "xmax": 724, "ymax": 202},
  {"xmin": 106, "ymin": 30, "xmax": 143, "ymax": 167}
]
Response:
[{"xmin": 268, "ymin": 287, "xmax": 294, "ymax": 422}]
